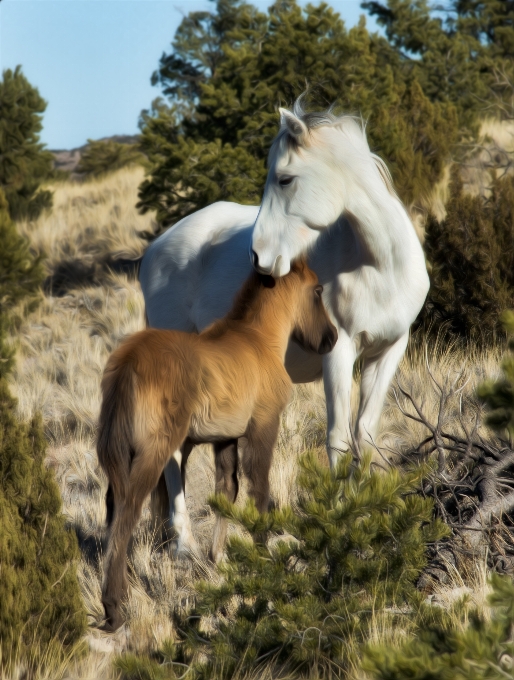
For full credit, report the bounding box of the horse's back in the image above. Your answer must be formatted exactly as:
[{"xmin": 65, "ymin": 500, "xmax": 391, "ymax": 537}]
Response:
[{"xmin": 140, "ymin": 202, "xmax": 259, "ymax": 331}]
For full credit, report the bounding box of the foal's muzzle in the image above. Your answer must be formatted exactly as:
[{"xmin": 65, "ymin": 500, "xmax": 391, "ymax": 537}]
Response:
[{"xmin": 317, "ymin": 326, "xmax": 338, "ymax": 355}]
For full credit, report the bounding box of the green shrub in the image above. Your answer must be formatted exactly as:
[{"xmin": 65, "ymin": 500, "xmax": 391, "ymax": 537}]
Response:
[
  {"xmin": 0, "ymin": 187, "xmax": 44, "ymax": 377},
  {"xmin": 0, "ymin": 66, "xmax": 53, "ymax": 221},
  {"xmin": 420, "ymin": 171, "xmax": 514, "ymax": 346},
  {"xmin": 0, "ymin": 384, "xmax": 87, "ymax": 658},
  {"xmin": 478, "ymin": 310, "xmax": 514, "ymax": 434},
  {"xmin": 0, "ymin": 187, "xmax": 87, "ymax": 665},
  {"xmin": 363, "ymin": 573, "xmax": 514, "ymax": 680},
  {"xmin": 117, "ymin": 452, "xmax": 448, "ymax": 679},
  {"xmin": 76, "ymin": 138, "xmax": 145, "ymax": 179}
]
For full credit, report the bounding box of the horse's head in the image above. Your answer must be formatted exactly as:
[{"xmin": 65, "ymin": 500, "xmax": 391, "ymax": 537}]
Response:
[
  {"xmin": 251, "ymin": 103, "xmax": 350, "ymax": 277},
  {"xmin": 285, "ymin": 259, "xmax": 338, "ymax": 355}
]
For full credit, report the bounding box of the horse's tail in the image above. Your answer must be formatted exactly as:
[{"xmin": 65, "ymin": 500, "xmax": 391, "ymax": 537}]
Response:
[{"xmin": 97, "ymin": 354, "xmax": 136, "ymax": 511}]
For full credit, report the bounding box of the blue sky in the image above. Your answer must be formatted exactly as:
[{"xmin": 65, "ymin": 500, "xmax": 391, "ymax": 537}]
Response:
[{"xmin": 1, "ymin": 0, "xmax": 378, "ymax": 150}]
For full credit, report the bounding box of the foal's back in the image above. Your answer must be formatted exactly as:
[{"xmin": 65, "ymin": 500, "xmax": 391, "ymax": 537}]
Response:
[{"xmin": 105, "ymin": 320, "xmax": 289, "ymax": 443}]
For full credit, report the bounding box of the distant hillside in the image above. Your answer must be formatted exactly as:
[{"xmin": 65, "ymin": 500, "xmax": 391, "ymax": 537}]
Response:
[{"xmin": 51, "ymin": 135, "xmax": 140, "ymax": 174}]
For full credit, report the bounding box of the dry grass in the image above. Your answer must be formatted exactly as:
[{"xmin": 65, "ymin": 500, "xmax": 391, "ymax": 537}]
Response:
[
  {"xmin": 417, "ymin": 118, "xmax": 514, "ymax": 228},
  {"xmin": 17, "ymin": 166, "xmax": 150, "ymax": 269},
  {"xmin": 6, "ymin": 167, "xmax": 505, "ymax": 678}
]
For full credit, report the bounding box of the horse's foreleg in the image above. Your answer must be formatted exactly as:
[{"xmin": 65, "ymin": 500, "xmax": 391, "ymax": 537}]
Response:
[
  {"xmin": 322, "ymin": 332, "xmax": 357, "ymax": 467},
  {"xmin": 163, "ymin": 440, "xmax": 198, "ymax": 556},
  {"xmin": 355, "ymin": 332, "xmax": 409, "ymax": 452},
  {"xmin": 210, "ymin": 439, "xmax": 239, "ymax": 563}
]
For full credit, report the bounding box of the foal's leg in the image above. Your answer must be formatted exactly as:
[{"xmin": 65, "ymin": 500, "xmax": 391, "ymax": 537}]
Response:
[
  {"xmin": 355, "ymin": 332, "xmax": 409, "ymax": 452},
  {"xmin": 102, "ymin": 433, "xmax": 185, "ymax": 632},
  {"xmin": 105, "ymin": 483, "xmax": 115, "ymax": 529},
  {"xmin": 210, "ymin": 439, "xmax": 239, "ymax": 563},
  {"xmin": 322, "ymin": 331, "xmax": 357, "ymax": 467},
  {"xmin": 163, "ymin": 440, "xmax": 198, "ymax": 556},
  {"xmin": 243, "ymin": 417, "xmax": 280, "ymax": 519},
  {"xmin": 150, "ymin": 473, "xmax": 170, "ymax": 545}
]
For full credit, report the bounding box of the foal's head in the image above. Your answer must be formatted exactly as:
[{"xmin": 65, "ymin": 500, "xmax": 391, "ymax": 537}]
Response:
[{"xmin": 280, "ymin": 259, "xmax": 338, "ymax": 355}]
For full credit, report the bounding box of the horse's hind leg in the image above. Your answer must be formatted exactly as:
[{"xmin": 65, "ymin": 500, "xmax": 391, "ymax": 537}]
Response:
[
  {"xmin": 163, "ymin": 440, "xmax": 198, "ymax": 556},
  {"xmin": 210, "ymin": 438, "xmax": 239, "ymax": 563},
  {"xmin": 102, "ymin": 435, "xmax": 185, "ymax": 631}
]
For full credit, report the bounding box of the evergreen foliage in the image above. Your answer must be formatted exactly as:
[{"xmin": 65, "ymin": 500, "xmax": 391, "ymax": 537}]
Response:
[
  {"xmin": 478, "ymin": 310, "xmax": 514, "ymax": 434},
  {"xmin": 76, "ymin": 138, "xmax": 145, "ymax": 179},
  {"xmin": 0, "ymin": 189, "xmax": 86, "ymax": 662},
  {"xmin": 137, "ymin": 0, "xmax": 459, "ymax": 233},
  {"xmin": 363, "ymin": 573, "xmax": 514, "ymax": 680},
  {"xmin": 0, "ymin": 188, "xmax": 44, "ymax": 377},
  {"xmin": 0, "ymin": 67, "xmax": 53, "ymax": 221},
  {"xmin": 362, "ymin": 0, "xmax": 513, "ymax": 121},
  {"xmin": 0, "ymin": 386, "xmax": 87, "ymax": 657},
  {"xmin": 420, "ymin": 171, "xmax": 514, "ymax": 346},
  {"xmin": 119, "ymin": 452, "xmax": 447, "ymax": 679}
]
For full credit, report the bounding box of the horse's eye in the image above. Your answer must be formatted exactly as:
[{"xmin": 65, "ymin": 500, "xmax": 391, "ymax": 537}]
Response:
[
  {"xmin": 315, "ymin": 285, "xmax": 323, "ymax": 298},
  {"xmin": 278, "ymin": 176, "xmax": 294, "ymax": 187}
]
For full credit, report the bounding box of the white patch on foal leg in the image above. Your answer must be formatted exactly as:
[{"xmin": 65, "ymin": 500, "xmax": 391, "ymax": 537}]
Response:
[
  {"xmin": 355, "ymin": 332, "xmax": 409, "ymax": 452},
  {"xmin": 323, "ymin": 332, "xmax": 357, "ymax": 468},
  {"xmin": 163, "ymin": 451, "xmax": 198, "ymax": 556}
]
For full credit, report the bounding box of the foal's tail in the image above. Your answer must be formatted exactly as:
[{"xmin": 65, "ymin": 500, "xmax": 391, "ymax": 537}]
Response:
[{"xmin": 97, "ymin": 355, "xmax": 136, "ymax": 511}]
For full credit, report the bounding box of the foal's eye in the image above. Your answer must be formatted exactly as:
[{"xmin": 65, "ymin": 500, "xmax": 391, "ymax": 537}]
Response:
[
  {"xmin": 278, "ymin": 176, "xmax": 294, "ymax": 187},
  {"xmin": 315, "ymin": 285, "xmax": 323, "ymax": 298}
]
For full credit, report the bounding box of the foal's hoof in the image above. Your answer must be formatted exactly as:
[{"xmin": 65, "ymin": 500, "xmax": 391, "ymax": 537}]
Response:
[{"xmin": 100, "ymin": 602, "xmax": 125, "ymax": 633}]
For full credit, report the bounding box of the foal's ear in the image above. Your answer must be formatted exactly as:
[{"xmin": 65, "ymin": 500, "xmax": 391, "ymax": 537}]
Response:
[
  {"xmin": 279, "ymin": 108, "xmax": 308, "ymax": 145},
  {"xmin": 259, "ymin": 273, "xmax": 276, "ymax": 289}
]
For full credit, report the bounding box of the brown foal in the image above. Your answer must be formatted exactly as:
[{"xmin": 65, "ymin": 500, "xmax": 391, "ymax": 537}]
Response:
[{"xmin": 97, "ymin": 260, "xmax": 337, "ymax": 631}]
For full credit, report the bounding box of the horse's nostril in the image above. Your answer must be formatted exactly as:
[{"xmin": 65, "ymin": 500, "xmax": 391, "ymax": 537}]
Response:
[{"xmin": 251, "ymin": 250, "xmax": 259, "ymax": 269}]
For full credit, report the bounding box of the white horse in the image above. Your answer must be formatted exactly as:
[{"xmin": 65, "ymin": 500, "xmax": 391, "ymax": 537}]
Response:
[{"xmin": 139, "ymin": 100, "xmax": 429, "ymax": 552}]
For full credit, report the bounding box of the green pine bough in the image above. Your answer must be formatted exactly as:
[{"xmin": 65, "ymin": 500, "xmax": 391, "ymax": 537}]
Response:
[
  {"xmin": 363, "ymin": 573, "xmax": 514, "ymax": 680},
  {"xmin": 116, "ymin": 451, "xmax": 448, "ymax": 679}
]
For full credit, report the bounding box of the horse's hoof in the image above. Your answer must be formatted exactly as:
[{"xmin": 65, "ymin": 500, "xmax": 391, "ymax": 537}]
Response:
[{"xmin": 172, "ymin": 539, "xmax": 200, "ymax": 561}]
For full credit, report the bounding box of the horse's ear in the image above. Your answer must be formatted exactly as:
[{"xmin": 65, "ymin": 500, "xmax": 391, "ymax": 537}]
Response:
[{"xmin": 279, "ymin": 108, "xmax": 308, "ymax": 145}]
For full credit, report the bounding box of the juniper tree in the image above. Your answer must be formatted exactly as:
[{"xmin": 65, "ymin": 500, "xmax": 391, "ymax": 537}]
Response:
[
  {"xmin": 420, "ymin": 171, "xmax": 514, "ymax": 346},
  {"xmin": 76, "ymin": 138, "xmax": 145, "ymax": 179},
  {"xmin": 138, "ymin": 0, "xmax": 458, "ymax": 233},
  {"xmin": 0, "ymin": 67, "xmax": 53, "ymax": 221},
  {"xmin": 117, "ymin": 452, "xmax": 448, "ymax": 679},
  {"xmin": 0, "ymin": 188, "xmax": 44, "ymax": 376},
  {"xmin": 0, "ymin": 190, "xmax": 86, "ymax": 664}
]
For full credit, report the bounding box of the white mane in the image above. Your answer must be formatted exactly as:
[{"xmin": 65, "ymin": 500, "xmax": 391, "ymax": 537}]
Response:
[{"xmin": 269, "ymin": 98, "xmax": 397, "ymax": 198}]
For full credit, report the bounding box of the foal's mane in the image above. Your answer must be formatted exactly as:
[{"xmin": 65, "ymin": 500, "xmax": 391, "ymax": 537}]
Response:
[
  {"xmin": 202, "ymin": 264, "xmax": 304, "ymax": 340},
  {"xmin": 201, "ymin": 271, "xmax": 271, "ymax": 339},
  {"xmin": 269, "ymin": 97, "xmax": 397, "ymax": 198}
]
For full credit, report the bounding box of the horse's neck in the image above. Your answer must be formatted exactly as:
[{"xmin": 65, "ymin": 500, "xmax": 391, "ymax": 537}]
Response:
[
  {"xmin": 327, "ymin": 135, "xmax": 418, "ymax": 268},
  {"xmin": 343, "ymin": 186, "xmax": 415, "ymax": 268}
]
